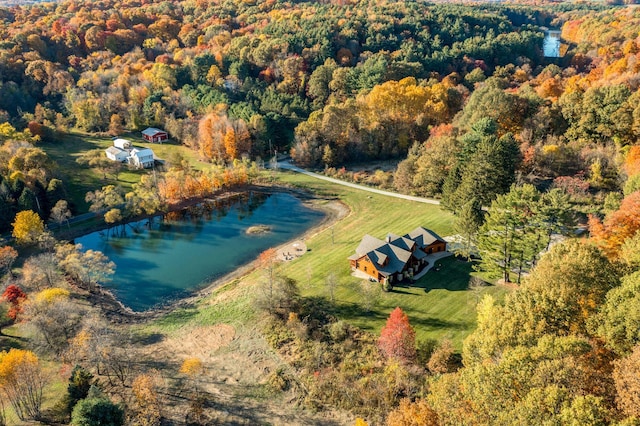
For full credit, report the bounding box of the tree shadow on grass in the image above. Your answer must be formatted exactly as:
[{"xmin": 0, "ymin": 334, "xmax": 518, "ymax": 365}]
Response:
[
  {"xmin": 301, "ymin": 293, "xmax": 472, "ymax": 336},
  {"xmin": 409, "ymin": 257, "xmax": 482, "ymax": 292},
  {"xmin": 388, "ymin": 287, "xmax": 418, "ymax": 295},
  {"xmin": 130, "ymin": 331, "xmax": 164, "ymax": 346},
  {"xmin": 409, "ymin": 316, "xmax": 470, "ymax": 331},
  {"xmin": 0, "ymin": 334, "xmax": 24, "ymax": 352}
]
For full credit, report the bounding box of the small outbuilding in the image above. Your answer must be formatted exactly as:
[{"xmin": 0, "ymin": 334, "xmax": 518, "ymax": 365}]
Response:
[
  {"xmin": 113, "ymin": 138, "xmax": 132, "ymax": 150},
  {"xmin": 141, "ymin": 128, "xmax": 169, "ymax": 143},
  {"xmin": 105, "ymin": 146, "xmax": 128, "ymax": 162}
]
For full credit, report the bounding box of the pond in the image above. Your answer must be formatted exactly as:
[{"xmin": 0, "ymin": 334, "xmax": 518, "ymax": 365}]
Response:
[
  {"xmin": 75, "ymin": 192, "xmax": 324, "ymax": 311},
  {"xmin": 543, "ymin": 30, "xmax": 562, "ymax": 58}
]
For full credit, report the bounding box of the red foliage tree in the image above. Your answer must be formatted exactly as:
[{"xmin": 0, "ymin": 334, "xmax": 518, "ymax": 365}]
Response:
[
  {"xmin": 378, "ymin": 307, "xmax": 417, "ymax": 363},
  {"xmin": 2, "ymin": 285, "xmax": 26, "ymax": 320}
]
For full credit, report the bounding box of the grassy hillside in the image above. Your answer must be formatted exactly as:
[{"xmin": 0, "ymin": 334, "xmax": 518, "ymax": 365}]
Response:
[
  {"xmin": 41, "ymin": 132, "xmax": 203, "ymax": 212},
  {"xmin": 271, "ymin": 171, "xmax": 507, "ymax": 347}
]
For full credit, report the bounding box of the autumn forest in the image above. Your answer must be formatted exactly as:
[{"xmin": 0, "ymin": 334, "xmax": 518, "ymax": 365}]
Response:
[{"xmin": 1, "ymin": 0, "xmax": 640, "ymax": 424}]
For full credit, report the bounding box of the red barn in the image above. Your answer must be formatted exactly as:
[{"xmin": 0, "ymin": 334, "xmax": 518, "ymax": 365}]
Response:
[{"xmin": 142, "ymin": 127, "xmax": 169, "ymax": 143}]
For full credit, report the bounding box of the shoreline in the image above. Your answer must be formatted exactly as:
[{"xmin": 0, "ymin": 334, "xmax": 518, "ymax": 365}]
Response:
[{"xmin": 81, "ymin": 184, "xmax": 350, "ymax": 323}]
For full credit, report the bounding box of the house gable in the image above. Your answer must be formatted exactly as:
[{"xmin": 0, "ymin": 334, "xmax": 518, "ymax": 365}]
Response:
[
  {"xmin": 349, "ymin": 254, "xmax": 381, "ymax": 280},
  {"xmin": 405, "ymin": 227, "xmax": 447, "ymax": 253}
]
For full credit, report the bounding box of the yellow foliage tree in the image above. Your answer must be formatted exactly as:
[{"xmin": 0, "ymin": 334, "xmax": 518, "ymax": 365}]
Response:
[
  {"xmin": 179, "ymin": 357, "xmax": 204, "ymax": 377},
  {"xmin": 0, "ymin": 349, "xmax": 47, "ymax": 420},
  {"xmin": 104, "ymin": 208, "xmax": 123, "ymax": 225},
  {"xmin": 12, "ymin": 210, "xmax": 44, "ymax": 244},
  {"xmin": 34, "ymin": 288, "xmax": 70, "ymax": 305},
  {"xmin": 180, "ymin": 357, "xmax": 204, "ymax": 397},
  {"xmin": 131, "ymin": 373, "xmax": 162, "ymax": 426}
]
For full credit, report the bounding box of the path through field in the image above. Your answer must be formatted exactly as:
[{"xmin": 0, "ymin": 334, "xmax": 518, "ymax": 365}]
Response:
[{"xmin": 277, "ymin": 160, "xmax": 441, "ymax": 205}]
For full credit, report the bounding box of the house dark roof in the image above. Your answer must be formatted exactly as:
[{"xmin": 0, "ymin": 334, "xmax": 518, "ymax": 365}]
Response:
[
  {"xmin": 354, "ymin": 234, "xmax": 386, "ymax": 257},
  {"xmin": 389, "ymin": 235, "xmax": 416, "ymax": 252},
  {"xmin": 371, "ymin": 250, "xmax": 387, "ymax": 266},
  {"xmin": 374, "ymin": 243, "xmax": 412, "ymax": 277},
  {"xmin": 405, "ymin": 227, "xmax": 446, "ymax": 249},
  {"xmin": 350, "ymin": 229, "xmax": 437, "ymax": 277}
]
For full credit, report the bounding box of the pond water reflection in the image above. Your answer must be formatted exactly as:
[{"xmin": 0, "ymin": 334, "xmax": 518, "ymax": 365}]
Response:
[
  {"xmin": 75, "ymin": 192, "xmax": 324, "ymax": 311},
  {"xmin": 543, "ymin": 30, "xmax": 562, "ymax": 58}
]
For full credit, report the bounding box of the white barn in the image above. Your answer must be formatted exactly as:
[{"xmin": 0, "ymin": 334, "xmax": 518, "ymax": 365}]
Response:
[
  {"xmin": 105, "ymin": 146, "xmax": 128, "ymax": 162},
  {"xmin": 113, "ymin": 138, "xmax": 132, "ymax": 150}
]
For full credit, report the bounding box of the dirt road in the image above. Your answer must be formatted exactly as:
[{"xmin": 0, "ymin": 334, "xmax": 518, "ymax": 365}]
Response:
[{"xmin": 277, "ymin": 160, "xmax": 441, "ymax": 205}]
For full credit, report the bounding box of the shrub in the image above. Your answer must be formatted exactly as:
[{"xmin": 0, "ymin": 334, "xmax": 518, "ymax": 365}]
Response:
[{"xmin": 70, "ymin": 386, "xmax": 124, "ymax": 426}]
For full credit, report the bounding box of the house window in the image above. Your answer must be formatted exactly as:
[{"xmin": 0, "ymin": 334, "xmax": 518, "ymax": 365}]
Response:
[{"xmin": 364, "ymin": 266, "xmax": 367, "ymax": 272}]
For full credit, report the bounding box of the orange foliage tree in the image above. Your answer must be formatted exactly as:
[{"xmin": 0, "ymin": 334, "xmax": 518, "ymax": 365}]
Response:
[
  {"xmin": 258, "ymin": 247, "xmax": 278, "ymax": 289},
  {"xmin": 624, "ymin": 146, "xmax": 640, "ymax": 177},
  {"xmin": 387, "ymin": 398, "xmax": 439, "ymax": 426},
  {"xmin": 613, "ymin": 345, "xmax": 640, "ymax": 418},
  {"xmin": 224, "ymin": 128, "xmax": 237, "ymax": 160},
  {"xmin": 378, "ymin": 307, "xmax": 416, "ymax": 363},
  {"xmin": 157, "ymin": 163, "xmax": 250, "ymax": 205},
  {"xmin": 589, "ymin": 191, "xmax": 640, "ymax": 258}
]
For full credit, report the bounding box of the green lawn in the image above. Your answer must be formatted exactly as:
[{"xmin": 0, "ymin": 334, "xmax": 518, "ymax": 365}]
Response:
[
  {"xmin": 270, "ymin": 171, "xmax": 508, "ymax": 349},
  {"xmin": 41, "ymin": 131, "xmax": 203, "ymax": 213}
]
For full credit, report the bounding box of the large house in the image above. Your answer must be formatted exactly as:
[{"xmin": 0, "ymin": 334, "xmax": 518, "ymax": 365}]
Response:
[
  {"xmin": 141, "ymin": 127, "xmax": 169, "ymax": 143},
  {"xmin": 348, "ymin": 227, "xmax": 447, "ymax": 285},
  {"xmin": 129, "ymin": 147, "xmax": 155, "ymax": 169},
  {"xmin": 104, "ymin": 139, "xmax": 155, "ymax": 169}
]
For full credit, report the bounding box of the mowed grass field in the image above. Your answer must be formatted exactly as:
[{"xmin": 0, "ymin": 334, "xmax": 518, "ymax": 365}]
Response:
[
  {"xmin": 264, "ymin": 171, "xmax": 507, "ymax": 348},
  {"xmin": 41, "ymin": 132, "xmax": 202, "ymax": 212}
]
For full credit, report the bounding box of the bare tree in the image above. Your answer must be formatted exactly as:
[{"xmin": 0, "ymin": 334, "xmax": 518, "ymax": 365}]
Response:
[
  {"xmin": 66, "ymin": 316, "xmax": 134, "ymax": 390},
  {"xmin": 325, "ymin": 272, "xmax": 338, "ymax": 303},
  {"xmin": 468, "ymin": 276, "xmax": 486, "ymax": 306},
  {"xmin": 25, "ymin": 296, "xmax": 86, "ymax": 355},
  {"xmin": 358, "ymin": 280, "xmax": 382, "ymax": 313},
  {"xmin": 22, "ymin": 253, "xmax": 61, "ymax": 290},
  {"xmin": 50, "ymin": 199, "xmax": 72, "ymax": 230},
  {"xmin": 255, "ymin": 275, "xmax": 300, "ymax": 316}
]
